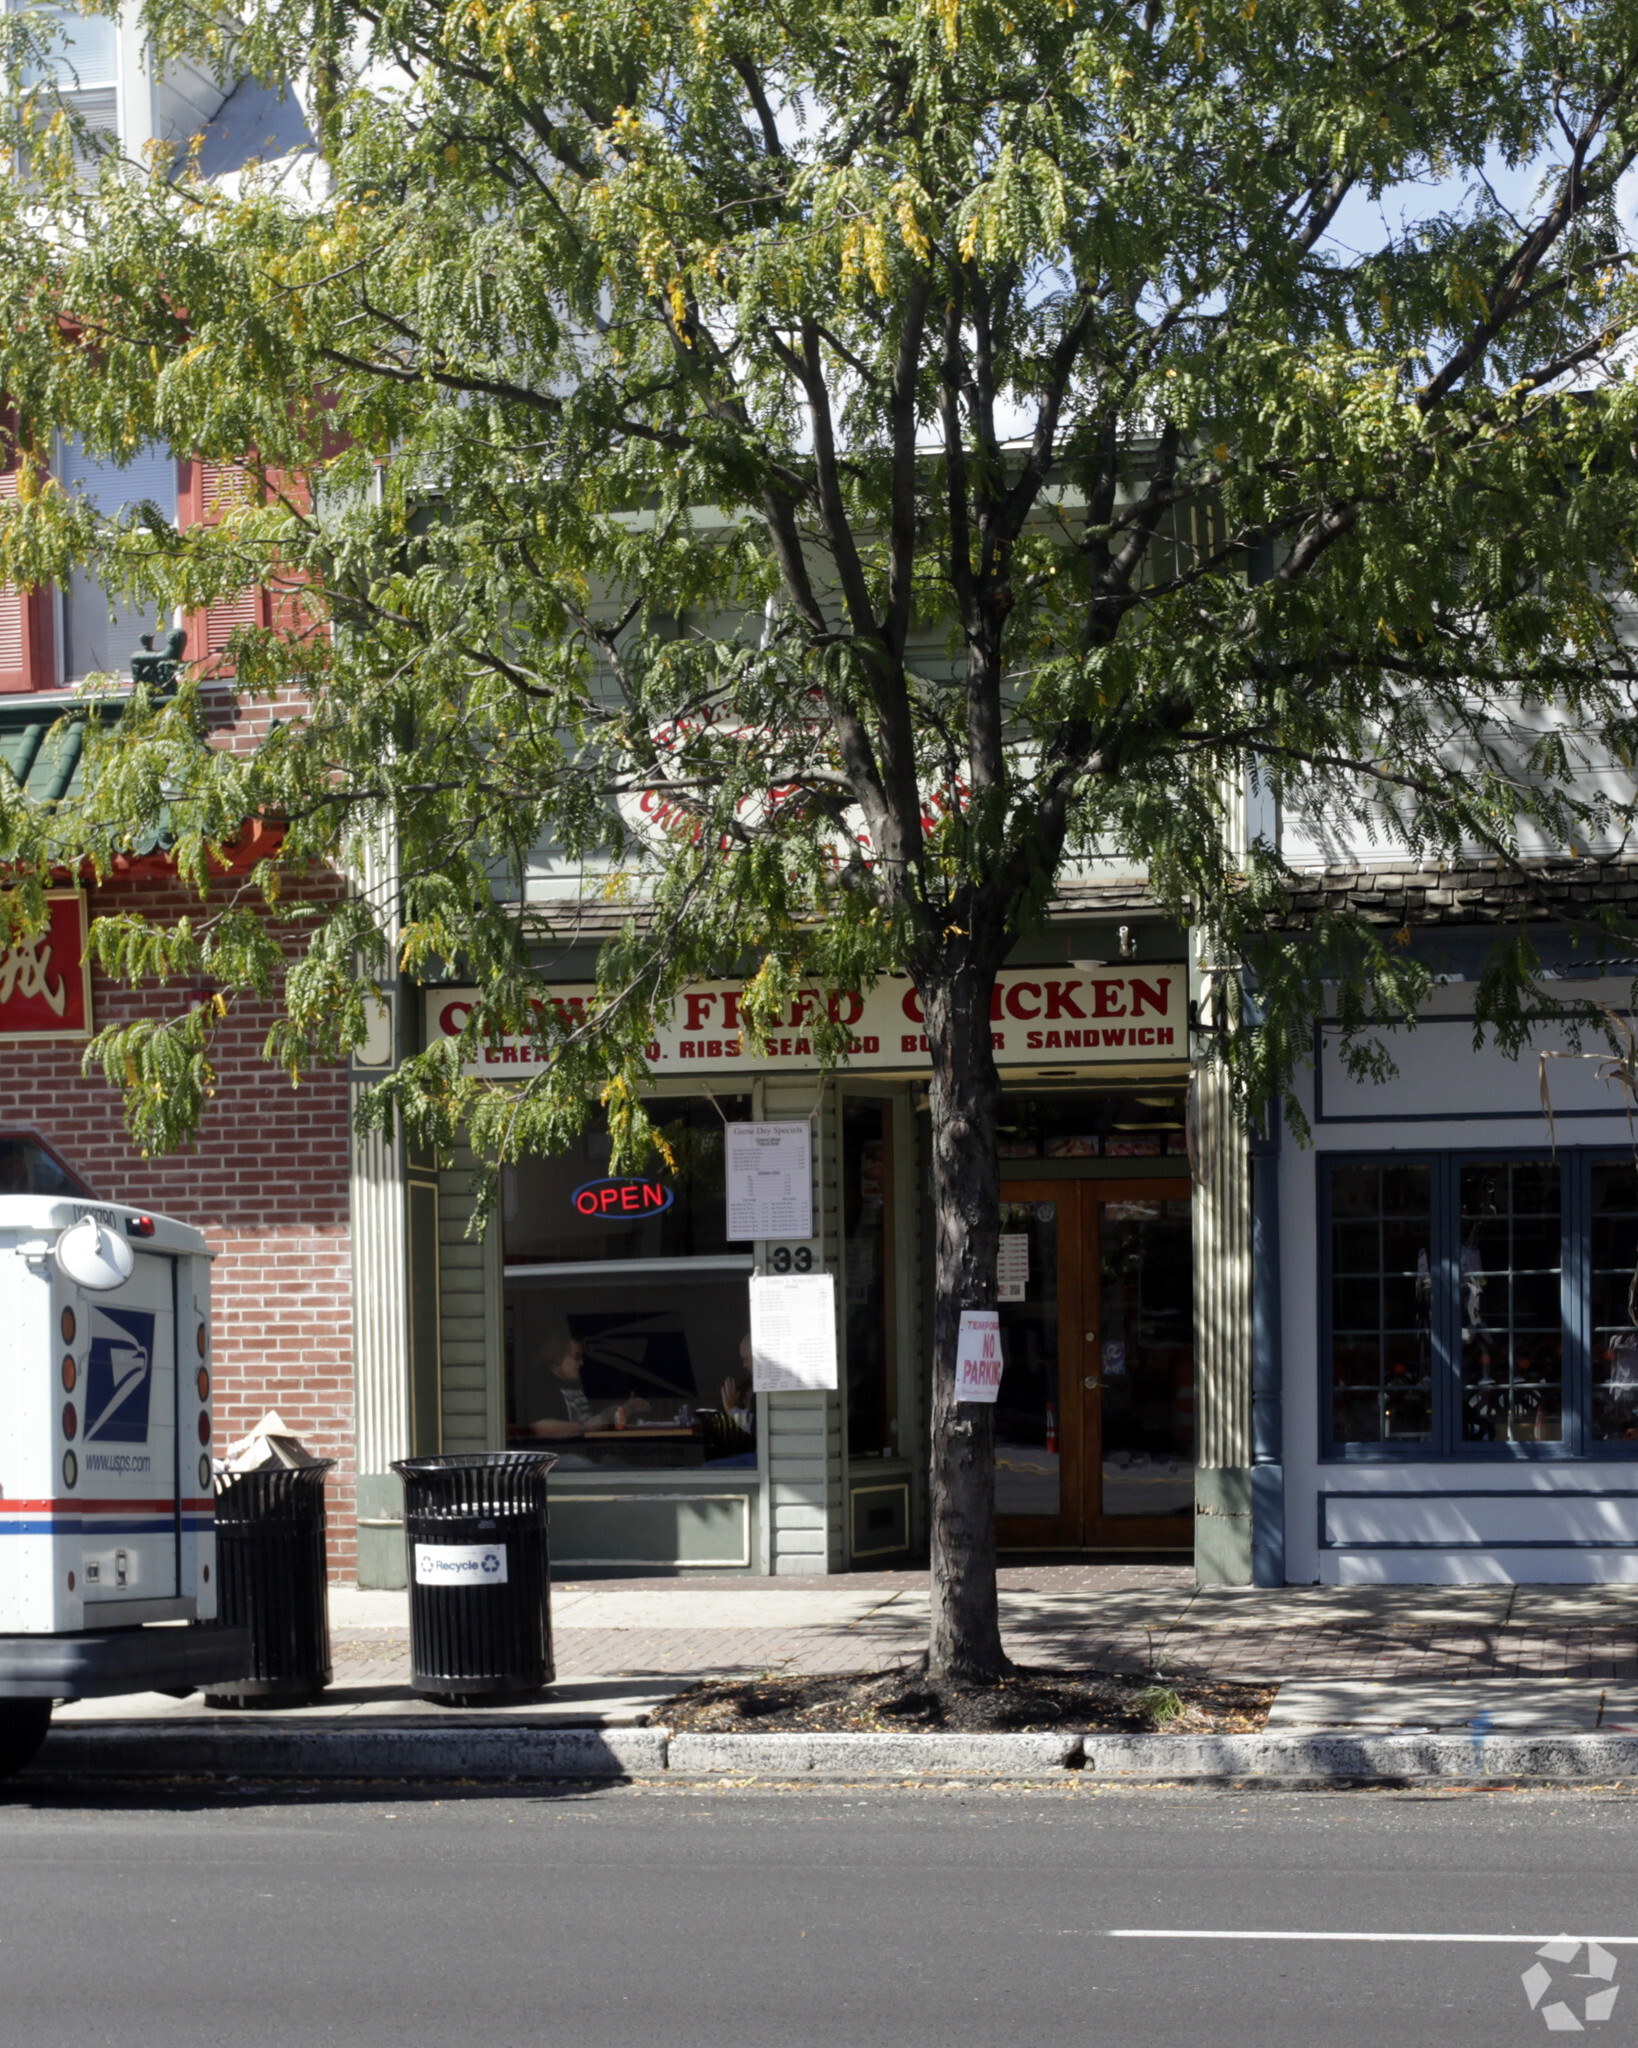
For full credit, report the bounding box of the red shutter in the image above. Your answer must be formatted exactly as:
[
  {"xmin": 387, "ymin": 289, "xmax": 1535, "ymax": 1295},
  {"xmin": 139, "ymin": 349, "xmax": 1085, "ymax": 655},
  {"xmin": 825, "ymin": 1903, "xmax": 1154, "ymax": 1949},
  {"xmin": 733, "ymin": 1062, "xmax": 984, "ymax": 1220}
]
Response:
[
  {"xmin": 179, "ymin": 457, "xmax": 271, "ymax": 675},
  {"xmin": 0, "ymin": 434, "xmax": 56, "ymax": 693}
]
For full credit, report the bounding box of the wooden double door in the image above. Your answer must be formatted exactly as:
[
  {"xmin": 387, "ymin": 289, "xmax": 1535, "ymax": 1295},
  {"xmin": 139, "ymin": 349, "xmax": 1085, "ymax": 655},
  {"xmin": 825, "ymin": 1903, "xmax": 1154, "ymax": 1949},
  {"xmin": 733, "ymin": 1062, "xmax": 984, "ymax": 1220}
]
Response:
[{"xmin": 993, "ymin": 1179, "xmax": 1196, "ymax": 1550}]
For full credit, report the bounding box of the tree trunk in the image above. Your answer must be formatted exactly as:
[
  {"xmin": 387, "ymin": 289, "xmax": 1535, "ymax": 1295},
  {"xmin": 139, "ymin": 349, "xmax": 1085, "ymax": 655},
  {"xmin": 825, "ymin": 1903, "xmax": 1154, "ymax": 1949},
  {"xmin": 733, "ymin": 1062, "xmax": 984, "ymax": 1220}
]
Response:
[{"xmin": 922, "ymin": 961, "xmax": 1008, "ymax": 1684}]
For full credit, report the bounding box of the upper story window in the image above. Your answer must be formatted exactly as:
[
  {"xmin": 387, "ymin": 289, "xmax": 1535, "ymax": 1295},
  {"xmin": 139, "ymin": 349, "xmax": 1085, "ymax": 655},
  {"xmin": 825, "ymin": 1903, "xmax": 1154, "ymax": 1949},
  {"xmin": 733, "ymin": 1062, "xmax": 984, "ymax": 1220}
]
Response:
[
  {"xmin": 21, "ymin": 5, "xmax": 119, "ymax": 149},
  {"xmin": 0, "ymin": 440, "xmax": 267, "ymax": 693},
  {"xmin": 58, "ymin": 438, "xmax": 177, "ymax": 684},
  {"xmin": 1324, "ymin": 1151, "xmax": 1638, "ymax": 1458}
]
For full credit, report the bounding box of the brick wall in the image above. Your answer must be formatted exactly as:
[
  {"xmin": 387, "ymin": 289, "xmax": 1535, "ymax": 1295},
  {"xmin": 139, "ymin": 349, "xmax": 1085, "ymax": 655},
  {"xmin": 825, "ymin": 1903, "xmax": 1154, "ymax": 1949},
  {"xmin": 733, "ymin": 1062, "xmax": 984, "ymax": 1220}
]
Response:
[{"xmin": 2, "ymin": 868, "xmax": 358, "ymax": 1581}]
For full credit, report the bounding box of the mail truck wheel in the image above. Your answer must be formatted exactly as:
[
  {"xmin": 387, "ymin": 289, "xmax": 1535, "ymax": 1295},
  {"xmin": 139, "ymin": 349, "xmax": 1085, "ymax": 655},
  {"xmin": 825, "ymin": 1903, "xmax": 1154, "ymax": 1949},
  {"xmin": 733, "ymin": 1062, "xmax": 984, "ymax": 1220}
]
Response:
[{"xmin": 0, "ymin": 1699, "xmax": 52, "ymax": 1779}]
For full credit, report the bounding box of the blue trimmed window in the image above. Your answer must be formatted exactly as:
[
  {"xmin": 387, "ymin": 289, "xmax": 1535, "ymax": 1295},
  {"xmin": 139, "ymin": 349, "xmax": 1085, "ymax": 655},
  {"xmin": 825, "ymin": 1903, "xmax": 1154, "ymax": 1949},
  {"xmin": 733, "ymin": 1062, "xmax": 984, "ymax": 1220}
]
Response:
[{"xmin": 1324, "ymin": 1152, "xmax": 1638, "ymax": 1459}]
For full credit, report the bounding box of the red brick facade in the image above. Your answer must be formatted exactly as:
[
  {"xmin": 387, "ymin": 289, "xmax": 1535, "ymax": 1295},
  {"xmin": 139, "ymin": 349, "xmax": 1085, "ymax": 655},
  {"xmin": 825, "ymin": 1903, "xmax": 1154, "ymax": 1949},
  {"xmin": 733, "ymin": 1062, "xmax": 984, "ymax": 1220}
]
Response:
[{"xmin": 1, "ymin": 868, "xmax": 357, "ymax": 1580}]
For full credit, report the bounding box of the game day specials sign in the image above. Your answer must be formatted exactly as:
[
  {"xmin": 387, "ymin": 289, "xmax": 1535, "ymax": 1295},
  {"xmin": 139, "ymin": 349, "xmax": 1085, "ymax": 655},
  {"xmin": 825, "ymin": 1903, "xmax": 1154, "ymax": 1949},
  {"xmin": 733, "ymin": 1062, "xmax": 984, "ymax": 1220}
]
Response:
[{"xmin": 427, "ymin": 967, "xmax": 1187, "ymax": 1076}]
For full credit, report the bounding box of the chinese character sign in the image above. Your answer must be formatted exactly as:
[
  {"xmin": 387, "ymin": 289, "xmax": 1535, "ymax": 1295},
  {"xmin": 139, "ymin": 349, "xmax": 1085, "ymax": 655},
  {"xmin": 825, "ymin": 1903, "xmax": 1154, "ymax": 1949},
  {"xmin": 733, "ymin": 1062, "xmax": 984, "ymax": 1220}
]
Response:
[{"xmin": 0, "ymin": 892, "xmax": 90, "ymax": 1040}]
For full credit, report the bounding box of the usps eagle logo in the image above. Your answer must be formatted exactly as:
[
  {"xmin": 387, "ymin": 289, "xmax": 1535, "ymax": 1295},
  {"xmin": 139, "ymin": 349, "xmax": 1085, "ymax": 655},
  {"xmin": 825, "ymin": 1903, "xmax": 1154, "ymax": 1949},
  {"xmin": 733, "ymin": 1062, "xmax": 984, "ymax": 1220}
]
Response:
[{"xmin": 83, "ymin": 1307, "xmax": 156, "ymax": 1444}]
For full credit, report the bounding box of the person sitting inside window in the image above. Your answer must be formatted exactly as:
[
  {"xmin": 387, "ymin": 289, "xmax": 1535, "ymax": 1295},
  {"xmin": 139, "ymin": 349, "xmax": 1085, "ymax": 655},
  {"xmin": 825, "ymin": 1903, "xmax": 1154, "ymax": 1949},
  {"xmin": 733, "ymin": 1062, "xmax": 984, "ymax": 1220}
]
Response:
[{"xmin": 523, "ymin": 1336, "xmax": 649, "ymax": 1439}]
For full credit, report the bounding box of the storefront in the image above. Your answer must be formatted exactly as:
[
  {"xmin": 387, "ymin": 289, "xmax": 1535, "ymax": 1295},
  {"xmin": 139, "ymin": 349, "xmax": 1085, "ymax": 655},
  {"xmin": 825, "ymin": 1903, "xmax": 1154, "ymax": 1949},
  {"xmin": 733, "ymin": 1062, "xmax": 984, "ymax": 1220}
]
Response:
[
  {"xmin": 403, "ymin": 959, "xmax": 1200, "ymax": 1576},
  {"xmin": 1278, "ymin": 972, "xmax": 1638, "ymax": 1584}
]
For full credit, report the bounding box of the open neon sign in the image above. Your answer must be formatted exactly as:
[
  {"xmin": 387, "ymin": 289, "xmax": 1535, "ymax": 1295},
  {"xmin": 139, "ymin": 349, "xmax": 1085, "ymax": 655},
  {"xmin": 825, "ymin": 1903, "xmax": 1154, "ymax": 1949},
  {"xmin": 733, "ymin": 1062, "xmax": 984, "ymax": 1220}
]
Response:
[{"xmin": 571, "ymin": 1177, "xmax": 675, "ymax": 1219}]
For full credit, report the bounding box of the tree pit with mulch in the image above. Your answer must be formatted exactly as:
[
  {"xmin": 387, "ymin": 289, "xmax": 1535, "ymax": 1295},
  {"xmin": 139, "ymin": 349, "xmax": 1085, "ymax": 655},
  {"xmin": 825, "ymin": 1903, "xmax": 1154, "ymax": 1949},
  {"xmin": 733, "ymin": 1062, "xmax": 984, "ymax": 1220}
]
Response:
[{"xmin": 657, "ymin": 1666, "xmax": 1274, "ymax": 1736}]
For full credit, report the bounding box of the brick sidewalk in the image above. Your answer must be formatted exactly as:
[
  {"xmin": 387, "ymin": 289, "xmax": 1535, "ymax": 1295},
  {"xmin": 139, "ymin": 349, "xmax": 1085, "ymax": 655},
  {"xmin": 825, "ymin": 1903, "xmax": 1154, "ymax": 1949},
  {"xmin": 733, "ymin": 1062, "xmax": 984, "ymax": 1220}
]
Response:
[{"xmin": 328, "ymin": 1566, "xmax": 1638, "ymax": 1690}]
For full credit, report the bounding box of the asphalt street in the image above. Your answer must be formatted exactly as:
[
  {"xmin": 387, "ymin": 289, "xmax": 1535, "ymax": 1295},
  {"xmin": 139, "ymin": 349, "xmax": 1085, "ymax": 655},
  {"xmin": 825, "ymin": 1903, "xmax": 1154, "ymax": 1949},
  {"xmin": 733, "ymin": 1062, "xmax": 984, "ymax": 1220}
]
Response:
[{"xmin": 1, "ymin": 1778, "xmax": 1636, "ymax": 2047}]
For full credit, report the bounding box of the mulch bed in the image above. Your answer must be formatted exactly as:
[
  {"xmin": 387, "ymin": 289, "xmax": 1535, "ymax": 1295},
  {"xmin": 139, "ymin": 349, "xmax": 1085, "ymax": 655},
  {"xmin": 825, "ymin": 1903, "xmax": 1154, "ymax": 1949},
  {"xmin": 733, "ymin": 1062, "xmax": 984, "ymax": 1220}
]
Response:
[{"xmin": 657, "ymin": 1666, "xmax": 1275, "ymax": 1736}]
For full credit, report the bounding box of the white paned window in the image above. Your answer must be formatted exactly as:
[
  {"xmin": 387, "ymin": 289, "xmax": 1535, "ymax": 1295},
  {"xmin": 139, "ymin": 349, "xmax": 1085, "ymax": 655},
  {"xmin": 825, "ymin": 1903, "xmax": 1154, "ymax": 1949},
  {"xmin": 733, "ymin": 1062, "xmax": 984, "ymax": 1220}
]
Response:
[{"xmin": 57, "ymin": 439, "xmax": 175, "ymax": 683}]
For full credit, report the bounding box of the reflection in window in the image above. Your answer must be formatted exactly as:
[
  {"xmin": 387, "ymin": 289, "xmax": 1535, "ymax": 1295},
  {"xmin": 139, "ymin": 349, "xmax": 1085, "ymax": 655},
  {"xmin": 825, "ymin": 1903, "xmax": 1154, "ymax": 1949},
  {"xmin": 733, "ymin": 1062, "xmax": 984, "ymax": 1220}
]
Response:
[
  {"xmin": 56, "ymin": 439, "xmax": 178, "ymax": 682},
  {"xmin": 1329, "ymin": 1163, "xmax": 1433, "ymax": 1445},
  {"xmin": 1592, "ymin": 1163, "xmax": 1638, "ymax": 1443},
  {"xmin": 995, "ymin": 1200, "xmax": 1060, "ymax": 1517},
  {"xmin": 1098, "ymin": 1195, "xmax": 1194, "ymax": 1517},
  {"xmin": 501, "ymin": 1096, "xmax": 750, "ymax": 1267},
  {"xmin": 0, "ymin": 1131, "xmax": 93, "ymax": 1197},
  {"xmin": 1459, "ymin": 1162, "xmax": 1563, "ymax": 1444},
  {"xmin": 842, "ymin": 1101, "xmax": 896, "ymax": 1458},
  {"xmin": 501, "ymin": 1097, "xmax": 754, "ymax": 1471}
]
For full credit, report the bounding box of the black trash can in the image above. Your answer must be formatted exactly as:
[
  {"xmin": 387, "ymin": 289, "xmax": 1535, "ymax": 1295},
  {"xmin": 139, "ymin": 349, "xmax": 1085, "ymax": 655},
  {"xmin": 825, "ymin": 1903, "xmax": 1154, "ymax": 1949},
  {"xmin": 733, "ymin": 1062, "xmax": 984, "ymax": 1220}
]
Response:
[
  {"xmin": 392, "ymin": 1452, "xmax": 556, "ymax": 1707},
  {"xmin": 203, "ymin": 1462, "xmax": 335, "ymax": 1708}
]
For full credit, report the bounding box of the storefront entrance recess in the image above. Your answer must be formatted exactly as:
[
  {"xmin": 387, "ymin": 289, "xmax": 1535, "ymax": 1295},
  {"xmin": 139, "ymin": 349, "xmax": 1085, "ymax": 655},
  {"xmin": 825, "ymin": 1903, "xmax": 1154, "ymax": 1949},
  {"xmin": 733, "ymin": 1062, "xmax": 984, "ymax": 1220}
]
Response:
[{"xmin": 994, "ymin": 1180, "xmax": 1195, "ymax": 1549}]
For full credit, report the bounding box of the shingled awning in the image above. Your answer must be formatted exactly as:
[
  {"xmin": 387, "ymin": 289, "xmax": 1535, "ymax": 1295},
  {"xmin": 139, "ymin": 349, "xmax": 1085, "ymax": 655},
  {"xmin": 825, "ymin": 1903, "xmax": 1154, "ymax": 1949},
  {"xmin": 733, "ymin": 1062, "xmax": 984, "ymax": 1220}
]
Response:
[{"xmin": 0, "ymin": 694, "xmax": 279, "ymax": 874}]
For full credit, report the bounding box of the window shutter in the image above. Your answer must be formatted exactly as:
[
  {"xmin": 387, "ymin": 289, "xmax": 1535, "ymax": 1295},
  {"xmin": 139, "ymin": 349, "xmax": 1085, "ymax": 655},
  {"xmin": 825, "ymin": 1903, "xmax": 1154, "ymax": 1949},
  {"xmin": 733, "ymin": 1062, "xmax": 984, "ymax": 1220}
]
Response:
[
  {"xmin": 0, "ymin": 439, "xmax": 55, "ymax": 693},
  {"xmin": 179, "ymin": 457, "xmax": 270, "ymax": 674}
]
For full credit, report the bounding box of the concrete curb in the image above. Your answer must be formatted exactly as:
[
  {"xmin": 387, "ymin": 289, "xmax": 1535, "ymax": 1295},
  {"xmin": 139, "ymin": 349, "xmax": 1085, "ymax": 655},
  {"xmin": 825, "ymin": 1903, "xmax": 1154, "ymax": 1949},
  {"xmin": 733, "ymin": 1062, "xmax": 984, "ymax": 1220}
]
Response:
[
  {"xmin": 30, "ymin": 1723, "xmax": 1638, "ymax": 1784},
  {"xmin": 666, "ymin": 1731, "xmax": 1081, "ymax": 1776},
  {"xmin": 36, "ymin": 1723, "xmax": 668, "ymax": 1780},
  {"xmin": 1081, "ymin": 1732, "xmax": 1638, "ymax": 1781}
]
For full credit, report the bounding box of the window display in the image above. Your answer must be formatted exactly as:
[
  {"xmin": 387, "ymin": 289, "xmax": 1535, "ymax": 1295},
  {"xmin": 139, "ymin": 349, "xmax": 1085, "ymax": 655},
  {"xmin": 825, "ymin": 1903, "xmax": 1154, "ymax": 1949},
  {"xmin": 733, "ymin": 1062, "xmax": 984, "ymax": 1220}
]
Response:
[
  {"xmin": 503, "ymin": 1098, "xmax": 756, "ymax": 1469},
  {"xmin": 1325, "ymin": 1153, "xmax": 1594, "ymax": 1456}
]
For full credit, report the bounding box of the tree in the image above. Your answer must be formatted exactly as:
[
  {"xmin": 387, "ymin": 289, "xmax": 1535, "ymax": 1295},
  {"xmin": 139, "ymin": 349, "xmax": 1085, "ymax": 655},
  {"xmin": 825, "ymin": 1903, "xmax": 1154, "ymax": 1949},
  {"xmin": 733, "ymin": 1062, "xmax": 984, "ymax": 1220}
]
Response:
[{"xmin": 3, "ymin": 0, "xmax": 1638, "ymax": 1679}]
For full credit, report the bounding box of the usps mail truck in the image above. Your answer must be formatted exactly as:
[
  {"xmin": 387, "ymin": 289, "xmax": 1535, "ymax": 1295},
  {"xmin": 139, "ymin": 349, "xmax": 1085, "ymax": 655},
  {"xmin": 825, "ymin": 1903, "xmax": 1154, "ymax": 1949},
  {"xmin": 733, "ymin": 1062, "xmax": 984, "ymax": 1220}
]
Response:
[{"xmin": 0, "ymin": 1196, "xmax": 250, "ymax": 1774}]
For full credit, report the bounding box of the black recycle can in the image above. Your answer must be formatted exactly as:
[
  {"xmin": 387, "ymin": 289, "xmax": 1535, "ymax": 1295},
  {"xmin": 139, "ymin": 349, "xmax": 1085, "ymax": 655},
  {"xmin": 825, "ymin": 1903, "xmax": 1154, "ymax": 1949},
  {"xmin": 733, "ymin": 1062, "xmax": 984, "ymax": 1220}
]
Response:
[
  {"xmin": 204, "ymin": 1463, "xmax": 335, "ymax": 1707},
  {"xmin": 392, "ymin": 1452, "xmax": 556, "ymax": 1707}
]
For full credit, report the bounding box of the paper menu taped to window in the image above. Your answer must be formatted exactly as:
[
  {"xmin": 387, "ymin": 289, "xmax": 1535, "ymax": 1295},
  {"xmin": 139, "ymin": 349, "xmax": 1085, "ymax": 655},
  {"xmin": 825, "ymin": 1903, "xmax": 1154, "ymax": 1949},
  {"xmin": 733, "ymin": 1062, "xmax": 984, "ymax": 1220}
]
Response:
[
  {"xmin": 749, "ymin": 1272, "xmax": 837, "ymax": 1392},
  {"xmin": 954, "ymin": 1310, "xmax": 1004, "ymax": 1402},
  {"xmin": 997, "ymin": 1233, "xmax": 1029, "ymax": 1303},
  {"xmin": 726, "ymin": 1121, "xmax": 813, "ymax": 1241}
]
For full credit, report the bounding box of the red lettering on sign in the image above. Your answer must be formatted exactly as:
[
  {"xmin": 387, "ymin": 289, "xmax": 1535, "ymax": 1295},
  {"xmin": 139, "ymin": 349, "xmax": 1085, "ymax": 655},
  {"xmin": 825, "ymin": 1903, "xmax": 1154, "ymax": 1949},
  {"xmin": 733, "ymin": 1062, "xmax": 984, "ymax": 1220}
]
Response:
[
  {"xmin": 1005, "ymin": 982, "xmax": 1041, "ymax": 1021},
  {"xmin": 642, "ymin": 1182, "xmax": 667, "ymax": 1209},
  {"xmin": 684, "ymin": 993, "xmax": 715, "ymax": 1031},
  {"xmin": 1130, "ymin": 977, "xmax": 1171, "ymax": 1017},
  {"xmin": 1090, "ymin": 980, "xmax": 1126, "ymax": 1018},
  {"xmin": 439, "ymin": 999, "xmax": 473, "ymax": 1037},
  {"xmin": 575, "ymin": 1191, "xmax": 599, "ymax": 1215},
  {"xmin": 1043, "ymin": 980, "xmax": 1086, "ymax": 1020},
  {"xmin": 1101, "ymin": 1028, "xmax": 1127, "ymax": 1046},
  {"xmin": 903, "ymin": 988, "xmax": 924, "ymax": 1023}
]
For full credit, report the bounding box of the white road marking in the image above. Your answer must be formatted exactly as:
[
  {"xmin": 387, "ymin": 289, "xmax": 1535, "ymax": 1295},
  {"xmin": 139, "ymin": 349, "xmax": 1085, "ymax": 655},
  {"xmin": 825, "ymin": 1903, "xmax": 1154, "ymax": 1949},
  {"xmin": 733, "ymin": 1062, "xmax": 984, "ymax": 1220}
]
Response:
[{"xmin": 1106, "ymin": 1932, "xmax": 1638, "ymax": 1945}]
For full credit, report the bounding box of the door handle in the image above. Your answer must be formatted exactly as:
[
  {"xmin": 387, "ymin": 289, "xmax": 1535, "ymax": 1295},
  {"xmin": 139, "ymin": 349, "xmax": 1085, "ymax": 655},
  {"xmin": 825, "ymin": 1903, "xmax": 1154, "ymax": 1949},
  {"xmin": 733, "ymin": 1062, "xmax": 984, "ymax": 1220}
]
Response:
[
  {"xmin": 1083, "ymin": 1374, "xmax": 1100, "ymax": 1391},
  {"xmin": 1084, "ymin": 1330, "xmax": 1097, "ymax": 1344}
]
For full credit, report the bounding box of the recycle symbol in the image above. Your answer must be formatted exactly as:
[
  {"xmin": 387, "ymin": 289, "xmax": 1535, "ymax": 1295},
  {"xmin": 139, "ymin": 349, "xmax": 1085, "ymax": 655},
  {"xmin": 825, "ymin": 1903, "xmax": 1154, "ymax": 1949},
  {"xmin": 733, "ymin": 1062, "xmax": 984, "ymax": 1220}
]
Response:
[
  {"xmin": 481, "ymin": 1551, "xmax": 500, "ymax": 1574},
  {"xmin": 1521, "ymin": 1939, "xmax": 1620, "ymax": 2031}
]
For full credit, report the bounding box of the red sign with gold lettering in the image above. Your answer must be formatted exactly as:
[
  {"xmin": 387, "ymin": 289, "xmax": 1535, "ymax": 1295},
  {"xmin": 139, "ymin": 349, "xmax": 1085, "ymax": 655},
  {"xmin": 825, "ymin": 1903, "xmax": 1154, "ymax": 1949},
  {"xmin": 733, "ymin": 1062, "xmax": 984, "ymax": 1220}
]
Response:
[{"xmin": 0, "ymin": 890, "xmax": 92, "ymax": 1039}]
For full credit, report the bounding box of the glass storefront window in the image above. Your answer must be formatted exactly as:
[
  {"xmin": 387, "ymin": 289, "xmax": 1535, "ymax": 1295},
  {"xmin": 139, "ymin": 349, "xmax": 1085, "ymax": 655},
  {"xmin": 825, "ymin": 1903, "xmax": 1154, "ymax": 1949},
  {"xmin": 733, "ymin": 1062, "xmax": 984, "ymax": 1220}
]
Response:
[
  {"xmin": 1459, "ymin": 1161, "xmax": 1563, "ymax": 1444},
  {"xmin": 1329, "ymin": 1162, "xmax": 1434, "ymax": 1446},
  {"xmin": 995, "ymin": 1199, "xmax": 1061, "ymax": 1516},
  {"xmin": 843, "ymin": 1101, "xmax": 897, "ymax": 1458},
  {"xmin": 996, "ymin": 1087, "xmax": 1187, "ymax": 1161},
  {"xmin": 1591, "ymin": 1162, "xmax": 1638, "ymax": 1443},
  {"xmin": 1098, "ymin": 1195, "xmax": 1195, "ymax": 1515},
  {"xmin": 1325, "ymin": 1154, "xmax": 1582, "ymax": 1457},
  {"xmin": 503, "ymin": 1098, "xmax": 755, "ymax": 1471}
]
